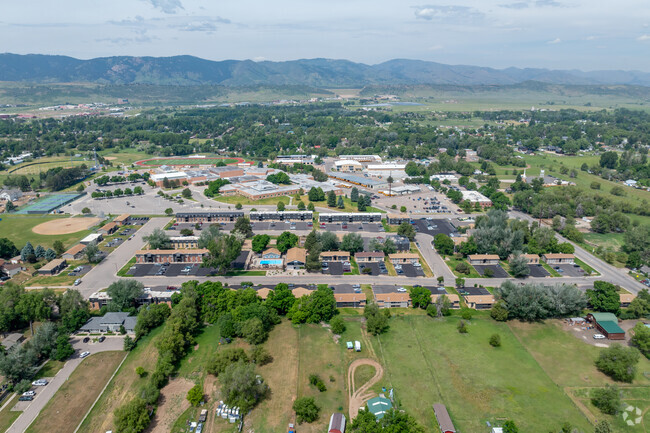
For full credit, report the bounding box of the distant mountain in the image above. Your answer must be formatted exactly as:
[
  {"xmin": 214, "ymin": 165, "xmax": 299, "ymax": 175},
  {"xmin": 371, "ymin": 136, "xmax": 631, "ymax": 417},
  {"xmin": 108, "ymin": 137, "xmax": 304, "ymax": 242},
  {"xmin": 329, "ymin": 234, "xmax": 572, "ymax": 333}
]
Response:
[{"xmin": 2, "ymin": 53, "xmax": 650, "ymax": 87}]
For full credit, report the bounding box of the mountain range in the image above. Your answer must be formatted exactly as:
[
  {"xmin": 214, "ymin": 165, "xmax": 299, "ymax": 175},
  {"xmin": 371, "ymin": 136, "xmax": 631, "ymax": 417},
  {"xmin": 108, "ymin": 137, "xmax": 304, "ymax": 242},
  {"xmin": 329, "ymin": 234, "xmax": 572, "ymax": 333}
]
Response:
[{"xmin": 2, "ymin": 53, "xmax": 650, "ymax": 87}]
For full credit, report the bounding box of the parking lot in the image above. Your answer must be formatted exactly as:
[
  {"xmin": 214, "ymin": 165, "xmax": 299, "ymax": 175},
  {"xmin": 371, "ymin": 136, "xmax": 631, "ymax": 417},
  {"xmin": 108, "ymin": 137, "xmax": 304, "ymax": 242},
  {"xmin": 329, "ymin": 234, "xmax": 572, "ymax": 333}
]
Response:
[
  {"xmin": 322, "ymin": 262, "xmax": 346, "ymax": 275},
  {"xmin": 473, "ymin": 264, "xmax": 509, "ymax": 278},
  {"xmin": 374, "ymin": 189, "xmax": 458, "ymax": 215},
  {"xmin": 528, "ymin": 264, "xmax": 550, "ymax": 277},
  {"xmin": 66, "ymin": 265, "xmax": 90, "ymax": 278},
  {"xmin": 554, "ymin": 264, "xmax": 586, "ymax": 277},
  {"xmin": 413, "ymin": 218, "xmax": 457, "ymax": 237},
  {"xmin": 400, "ymin": 263, "xmax": 425, "ymax": 277},
  {"xmin": 358, "ymin": 262, "xmax": 387, "ymax": 276},
  {"xmin": 130, "ymin": 262, "xmax": 216, "ymax": 277}
]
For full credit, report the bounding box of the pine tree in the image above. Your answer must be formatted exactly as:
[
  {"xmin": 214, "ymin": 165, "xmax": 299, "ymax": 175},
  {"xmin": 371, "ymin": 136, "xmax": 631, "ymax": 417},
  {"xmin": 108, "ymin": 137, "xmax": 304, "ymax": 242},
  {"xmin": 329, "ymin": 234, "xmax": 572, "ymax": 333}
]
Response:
[
  {"xmin": 21, "ymin": 241, "xmax": 34, "ymax": 261},
  {"xmin": 327, "ymin": 191, "xmax": 336, "ymax": 207},
  {"xmin": 337, "ymin": 196, "xmax": 344, "ymax": 209},
  {"xmin": 34, "ymin": 245, "xmax": 46, "ymax": 259},
  {"xmin": 45, "ymin": 248, "xmax": 56, "ymax": 261}
]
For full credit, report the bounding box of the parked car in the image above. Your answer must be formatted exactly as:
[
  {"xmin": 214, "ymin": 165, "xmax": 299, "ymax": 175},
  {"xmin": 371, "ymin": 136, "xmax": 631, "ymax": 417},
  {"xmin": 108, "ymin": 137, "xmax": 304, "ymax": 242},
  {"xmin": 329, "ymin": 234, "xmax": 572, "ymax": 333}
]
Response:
[
  {"xmin": 79, "ymin": 351, "xmax": 90, "ymax": 358},
  {"xmin": 82, "ymin": 337, "xmax": 90, "ymax": 343},
  {"xmin": 74, "ymin": 279, "xmax": 82, "ymax": 286},
  {"xmin": 32, "ymin": 379, "xmax": 48, "ymax": 386},
  {"xmin": 18, "ymin": 395, "xmax": 33, "ymax": 401},
  {"xmin": 593, "ymin": 334, "xmax": 606, "ymax": 339},
  {"xmin": 22, "ymin": 391, "xmax": 35, "ymax": 397},
  {"xmin": 98, "ymin": 336, "xmax": 106, "ymax": 343}
]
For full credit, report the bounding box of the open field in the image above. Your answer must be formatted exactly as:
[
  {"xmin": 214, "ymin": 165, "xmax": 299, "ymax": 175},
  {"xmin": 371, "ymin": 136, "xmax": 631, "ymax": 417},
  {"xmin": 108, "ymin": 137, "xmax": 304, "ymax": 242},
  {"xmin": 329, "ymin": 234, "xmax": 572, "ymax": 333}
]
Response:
[
  {"xmin": 32, "ymin": 216, "xmax": 101, "ymax": 234},
  {"xmin": 375, "ymin": 315, "xmax": 593, "ymax": 432},
  {"xmin": 0, "ymin": 398, "xmax": 20, "ymax": 433},
  {"xmin": 26, "ymin": 351, "xmax": 125, "ymax": 433},
  {"xmin": 7, "ymin": 159, "xmax": 89, "ymax": 176},
  {"xmin": 78, "ymin": 327, "xmax": 161, "ymax": 433},
  {"xmin": 136, "ymin": 157, "xmax": 242, "ymax": 167},
  {"xmin": 0, "ymin": 214, "xmax": 95, "ymax": 250}
]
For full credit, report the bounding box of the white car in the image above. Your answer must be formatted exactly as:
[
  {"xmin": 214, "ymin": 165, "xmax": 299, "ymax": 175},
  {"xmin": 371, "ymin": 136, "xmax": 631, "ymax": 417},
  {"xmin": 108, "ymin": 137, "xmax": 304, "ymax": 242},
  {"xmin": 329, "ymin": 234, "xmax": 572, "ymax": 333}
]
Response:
[
  {"xmin": 593, "ymin": 334, "xmax": 606, "ymax": 339},
  {"xmin": 32, "ymin": 379, "xmax": 48, "ymax": 386},
  {"xmin": 22, "ymin": 391, "xmax": 35, "ymax": 397},
  {"xmin": 79, "ymin": 351, "xmax": 91, "ymax": 358}
]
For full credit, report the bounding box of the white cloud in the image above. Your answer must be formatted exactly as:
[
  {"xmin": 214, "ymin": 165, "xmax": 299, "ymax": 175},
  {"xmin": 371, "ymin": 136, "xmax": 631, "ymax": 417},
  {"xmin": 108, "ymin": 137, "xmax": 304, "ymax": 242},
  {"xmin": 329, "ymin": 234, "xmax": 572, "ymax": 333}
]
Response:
[
  {"xmin": 141, "ymin": 0, "xmax": 183, "ymax": 14},
  {"xmin": 413, "ymin": 5, "xmax": 484, "ymax": 22},
  {"xmin": 547, "ymin": 37, "xmax": 561, "ymax": 44},
  {"xmin": 638, "ymin": 34, "xmax": 650, "ymax": 41},
  {"xmin": 428, "ymin": 44, "xmax": 444, "ymax": 51}
]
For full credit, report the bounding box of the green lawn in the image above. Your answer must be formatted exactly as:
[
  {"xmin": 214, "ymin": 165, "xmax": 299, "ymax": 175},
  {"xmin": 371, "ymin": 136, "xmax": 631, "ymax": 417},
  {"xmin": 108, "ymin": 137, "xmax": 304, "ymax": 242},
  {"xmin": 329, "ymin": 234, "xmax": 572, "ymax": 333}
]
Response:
[
  {"xmin": 374, "ymin": 315, "xmax": 593, "ymax": 432},
  {"xmin": 176, "ymin": 324, "xmax": 222, "ymax": 379},
  {"xmin": 0, "ymin": 398, "xmax": 20, "ymax": 433},
  {"xmin": 33, "ymin": 359, "xmax": 65, "ymax": 379},
  {"xmin": 445, "ymin": 256, "xmax": 481, "ymax": 278},
  {"xmin": 0, "ymin": 214, "xmax": 95, "ymax": 250}
]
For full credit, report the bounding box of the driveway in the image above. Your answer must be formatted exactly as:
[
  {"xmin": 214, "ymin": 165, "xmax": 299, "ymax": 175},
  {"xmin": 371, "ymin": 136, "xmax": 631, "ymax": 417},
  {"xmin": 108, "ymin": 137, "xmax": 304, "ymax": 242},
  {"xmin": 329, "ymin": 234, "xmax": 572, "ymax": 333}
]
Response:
[{"xmin": 7, "ymin": 336, "xmax": 125, "ymax": 433}]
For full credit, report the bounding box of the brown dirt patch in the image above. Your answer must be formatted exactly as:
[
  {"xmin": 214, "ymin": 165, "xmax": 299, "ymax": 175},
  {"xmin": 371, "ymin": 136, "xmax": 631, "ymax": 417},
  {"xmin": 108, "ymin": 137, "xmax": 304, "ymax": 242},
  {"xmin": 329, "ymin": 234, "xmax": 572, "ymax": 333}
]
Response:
[
  {"xmin": 32, "ymin": 217, "xmax": 101, "ymax": 235},
  {"xmin": 347, "ymin": 358, "xmax": 383, "ymax": 419},
  {"xmin": 104, "ymin": 157, "xmax": 117, "ymax": 161},
  {"xmin": 26, "ymin": 351, "xmax": 125, "ymax": 433},
  {"xmin": 147, "ymin": 378, "xmax": 194, "ymax": 433}
]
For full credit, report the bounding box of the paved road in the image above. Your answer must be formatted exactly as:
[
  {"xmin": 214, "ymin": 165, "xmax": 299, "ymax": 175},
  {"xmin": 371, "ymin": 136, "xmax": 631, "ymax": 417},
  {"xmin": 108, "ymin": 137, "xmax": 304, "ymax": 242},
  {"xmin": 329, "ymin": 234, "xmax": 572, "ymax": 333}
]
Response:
[
  {"xmin": 75, "ymin": 217, "xmax": 171, "ymax": 298},
  {"xmin": 7, "ymin": 336, "xmax": 125, "ymax": 433},
  {"xmin": 415, "ymin": 232, "xmax": 455, "ymax": 283}
]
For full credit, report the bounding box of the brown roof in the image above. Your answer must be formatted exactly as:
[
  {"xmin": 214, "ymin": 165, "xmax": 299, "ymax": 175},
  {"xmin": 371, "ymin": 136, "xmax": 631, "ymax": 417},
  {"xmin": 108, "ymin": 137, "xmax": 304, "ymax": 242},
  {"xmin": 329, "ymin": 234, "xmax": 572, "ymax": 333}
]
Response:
[
  {"xmin": 620, "ymin": 293, "xmax": 636, "ymax": 304},
  {"xmin": 136, "ymin": 249, "xmax": 209, "ymax": 255},
  {"xmin": 262, "ymin": 248, "xmax": 281, "ymax": 256},
  {"xmin": 286, "ymin": 247, "xmax": 306, "ymax": 263},
  {"xmin": 356, "ymin": 252, "xmax": 385, "ymax": 259},
  {"xmin": 320, "ymin": 251, "xmax": 350, "ymax": 258},
  {"xmin": 463, "ymin": 294, "xmax": 495, "ymax": 305},
  {"xmin": 39, "ymin": 258, "xmax": 67, "ymax": 272},
  {"xmin": 292, "ymin": 287, "xmax": 314, "ymax": 298},
  {"xmin": 335, "ymin": 293, "xmax": 366, "ymax": 303},
  {"xmin": 113, "ymin": 213, "xmax": 130, "ymax": 222},
  {"xmin": 100, "ymin": 222, "xmax": 117, "ymax": 231},
  {"xmin": 374, "ymin": 292, "xmax": 410, "ymax": 303},
  {"xmin": 433, "ymin": 404, "xmax": 456, "ymax": 433},
  {"xmin": 64, "ymin": 244, "xmax": 86, "ymax": 256},
  {"xmin": 388, "ymin": 253, "xmax": 419, "ymax": 259},
  {"xmin": 386, "ymin": 213, "xmax": 409, "ymax": 219},
  {"xmin": 256, "ymin": 287, "xmax": 273, "ymax": 300},
  {"xmin": 468, "ymin": 254, "xmax": 500, "ymax": 260},
  {"xmin": 431, "ymin": 294, "xmax": 461, "ymax": 305},
  {"xmin": 543, "ymin": 253, "xmax": 575, "ymax": 259}
]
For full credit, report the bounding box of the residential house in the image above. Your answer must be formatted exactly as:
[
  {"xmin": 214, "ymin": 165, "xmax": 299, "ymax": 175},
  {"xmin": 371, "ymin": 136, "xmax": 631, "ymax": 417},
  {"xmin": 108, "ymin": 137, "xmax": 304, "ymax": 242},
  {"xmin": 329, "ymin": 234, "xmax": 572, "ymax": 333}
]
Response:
[
  {"xmin": 292, "ymin": 286, "xmax": 315, "ymax": 298},
  {"xmin": 262, "ymin": 248, "xmax": 281, "ymax": 259},
  {"xmin": 1, "ymin": 333, "xmax": 25, "ymax": 350},
  {"xmin": 320, "ymin": 251, "xmax": 351, "ymax": 262},
  {"xmin": 170, "ymin": 236, "xmax": 199, "ymax": 249},
  {"xmin": 372, "ymin": 285, "xmax": 411, "ymax": 308},
  {"xmin": 388, "ymin": 235, "xmax": 411, "ymax": 252},
  {"xmin": 508, "ymin": 254, "xmax": 540, "ymax": 265},
  {"xmin": 542, "ymin": 253, "xmax": 575, "ymax": 265},
  {"xmin": 2, "ymin": 263, "xmax": 25, "ymax": 278},
  {"xmin": 113, "ymin": 213, "xmax": 131, "ymax": 225},
  {"xmin": 328, "ymin": 413, "xmax": 347, "ymax": 433},
  {"xmin": 458, "ymin": 286, "xmax": 495, "ymax": 310},
  {"xmin": 426, "ymin": 287, "xmax": 461, "ymax": 309},
  {"xmin": 433, "ymin": 404, "xmax": 456, "ymax": 433},
  {"xmin": 333, "ymin": 285, "xmax": 366, "ymax": 308},
  {"xmin": 388, "ymin": 253, "xmax": 420, "ymax": 266},
  {"xmin": 62, "ymin": 244, "xmax": 87, "ymax": 260},
  {"xmin": 0, "ymin": 189, "xmax": 22, "ymax": 202},
  {"xmin": 89, "ymin": 287, "xmax": 174, "ymax": 310},
  {"xmin": 98, "ymin": 222, "xmax": 119, "ymax": 235},
  {"xmin": 620, "ymin": 293, "xmax": 635, "ymax": 308},
  {"xmin": 175, "ymin": 211, "xmax": 244, "ymax": 223},
  {"xmin": 38, "ymin": 258, "xmax": 67, "ymax": 275},
  {"xmin": 78, "ymin": 312, "xmax": 137, "ymax": 334},
  {"xmin": 286, "ymin": 247, "xmax": 307, "ymax": 270},
  {"xmin": 468, "ymin": 254, "xmax": 500, "ymax": 266},
  {"xmin": 355, "ymin": 252, "xmax": 385, "ymax": 263}
]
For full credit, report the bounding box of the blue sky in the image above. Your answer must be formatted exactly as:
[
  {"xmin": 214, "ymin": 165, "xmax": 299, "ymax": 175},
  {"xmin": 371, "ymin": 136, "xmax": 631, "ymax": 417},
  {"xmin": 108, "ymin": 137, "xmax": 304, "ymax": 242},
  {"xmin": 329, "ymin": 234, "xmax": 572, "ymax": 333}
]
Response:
[{"xmin": 1, "ymin": 0, "xmax": 649, "ymax": 71}]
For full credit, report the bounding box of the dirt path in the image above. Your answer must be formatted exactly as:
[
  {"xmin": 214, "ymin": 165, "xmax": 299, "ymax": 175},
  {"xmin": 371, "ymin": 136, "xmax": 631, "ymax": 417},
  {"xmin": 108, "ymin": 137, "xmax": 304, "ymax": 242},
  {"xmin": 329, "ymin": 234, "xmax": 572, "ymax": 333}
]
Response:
[
  {"xmin": 347, "ymin": 358, "xmax": 383, "ymax": 419},
  {"xmin": 147, "ymin": 378, "xmax": 194, "ymax": 433}
]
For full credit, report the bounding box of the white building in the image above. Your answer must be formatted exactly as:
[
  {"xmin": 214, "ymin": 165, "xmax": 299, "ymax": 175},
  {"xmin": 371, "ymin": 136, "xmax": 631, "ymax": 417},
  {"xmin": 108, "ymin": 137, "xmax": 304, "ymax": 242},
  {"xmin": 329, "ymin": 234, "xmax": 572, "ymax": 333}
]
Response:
[
  {"xmin": 334, "ymin": 160, "xmax": 363, "ymax": 172},
  {"xmin": 431, "ymin": 174, "xmax": 459, "ymax": 182},
  {"xmin": 461, "ymin": 190, "xmax": 492, "ymax": 207},
  {"xmin": 366, "ymin": 163, "xmax": 407, "ymax": 178}
]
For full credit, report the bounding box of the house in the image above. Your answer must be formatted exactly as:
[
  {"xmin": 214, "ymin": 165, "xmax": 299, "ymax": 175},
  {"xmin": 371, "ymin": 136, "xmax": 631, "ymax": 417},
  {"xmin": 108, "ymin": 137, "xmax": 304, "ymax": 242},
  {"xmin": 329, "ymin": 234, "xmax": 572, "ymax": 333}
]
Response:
[
  {"xmin": 386, "ymin": 213, "xmax": 410, "ymax": 225},
  {"xmin": 328, "ymin": 413, "xmax": 347, "ymax": 433},
  {"xmin": 38, "ymin": 258, "xmax": 67, "ymax": 275},
  {"xmin": 388, "ymin": 253, "xmax": 420, "ymax": 265},
  {"xmin": 0, "ymin": 189, "xmax": 22, "ymax": 202},
  {"xmin": 62, "ymin": 244, "xmax": 87, "ymax": 260},
  {"xmin": 366, "ymin": 396, "xmax": 392, "ymax": 420},
  {"xmin": 89, "ymin": 287, "xmax": 174, "ymax": 310},
  {"xmin": 113, "ymin": 214, "xmax": 131, "ymax": 225},
  {"xmin": 373, "ymin": 285, "xmax": 411, "ymax": 308},
  {"xmin": 542, "ymin": 253, "xmax": 575, "ymax": 265},
  {"xmin": 249, "ymin": 211, "xmax": 313, "ymax": 221},
  {"xmin": 2, "ymin": 263, "xmax": 25, "ymax": 278},
  {"xmin": 320, "ymin": 251, "xmax": 351, "ymax": 262},
  {"xmin": 333, "ymin": 285, "xmax": 366, "ymax": 308},
  {"xmin": 286, "ymin": 247, "xmax": 307, "ymax": 270},
  {"xmin": 98, "ymin": 222, "xmax": 119, "ymax": 235},
  {"xmin": 433, "ymin": 404, "xmax": 456, "ymax": 433},
  {"xmin": 80, "ymin": 233, "xmax": 103, "ymax": 245},
  {"xmin": 458, "ymin": 286, "xmax": 495, "ymax": 310},
  {"xmin": 318, "ymin": 212, "xmax": 383, "ymax": 223},
  {"xmin": 78, "ymin": 312, "xmax": 137, "ymax": 334},
  {"xmin": 587, "ymin": 312, "xmax": 625, "ymax": 340},
  {"xmin": 262, "ymin": 248, "xmax": 281, "ymax": 259},
  {"xmin": 170, "ymin": 236, "xmax": 199, "ymax": 249},
  {"xmin": 625, "ymin": 179, "xmax": 638, "ymax": 187},
  {"xmin": 135, "ymin": 249, "xmax": 209, "ymax": 264},
  {"xmin": 292, "ymin": 286, "xmax": 315, "ymax": 298},
  {"xmin": 468, "ymin": 254, "xmax": 500, "ymax": 266},
  {"xmin": 426, "ymin": 287, "xmax": 461, "ymax": 309},
  {"xmin": 508, "ymin": 253, "xmax": 540, "ymax": 265},
  {"xmin": 1, "ymin": 333, "xmax": 25, "ymax": 350},
  {"xmin": 620, "ymin": 293, "xmax": 635, "ymax": 308},
  {"xmin": 641, "ymin": 265, "xmax": 650, "ymax": 276},
  {"xmin": 355, "ymin": 252, "xmax": 385, "ymax": 263}
]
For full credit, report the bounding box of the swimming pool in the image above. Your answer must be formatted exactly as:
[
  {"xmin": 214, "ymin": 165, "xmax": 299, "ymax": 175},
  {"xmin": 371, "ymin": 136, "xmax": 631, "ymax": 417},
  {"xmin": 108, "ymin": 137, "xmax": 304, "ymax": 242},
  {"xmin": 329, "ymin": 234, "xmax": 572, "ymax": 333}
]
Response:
[{"xmin": 260, "ymin": 259, "xmax": 283, "ymax": 265}]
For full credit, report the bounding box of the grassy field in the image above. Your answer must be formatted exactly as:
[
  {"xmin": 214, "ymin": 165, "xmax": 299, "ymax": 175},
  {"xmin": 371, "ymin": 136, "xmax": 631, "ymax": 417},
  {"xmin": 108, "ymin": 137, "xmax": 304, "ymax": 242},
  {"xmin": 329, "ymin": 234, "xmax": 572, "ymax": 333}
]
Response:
[
  {"xmin": 375, "ymin": 315, "xmax": 593, "ymax": 432},
  {"xmin": 0, "ymin": 214, "xmax": 95, "ymax": 250},
  {"xmin": 0, "ymin": 397, "xmax": 21, "ymax": 433},
  {"xmin": 78, "ymin": 328, "xmax": 161, "ymax": 432},
  {"xmin": 137, "ymin": 157, "xmax": 240, "ymax": 167},
  {"xmin": 445, "ymin": 256, "xmax": 481, "ymax": 278},
  {"xmin": 33, "ymin": 359, "xmax": 65, "ymax": 379},
  {"xmin": 26, "ymin": 351, "xmax": 126, "ymax": 433}
]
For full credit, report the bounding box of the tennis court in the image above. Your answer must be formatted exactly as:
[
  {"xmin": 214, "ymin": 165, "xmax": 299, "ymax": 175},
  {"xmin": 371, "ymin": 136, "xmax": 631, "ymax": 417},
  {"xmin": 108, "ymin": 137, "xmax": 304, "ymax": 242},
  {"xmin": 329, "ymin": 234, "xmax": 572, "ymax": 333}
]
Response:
[{"xmin": 17, "ymin": 193, "xmax": 84, "ymax": 214}]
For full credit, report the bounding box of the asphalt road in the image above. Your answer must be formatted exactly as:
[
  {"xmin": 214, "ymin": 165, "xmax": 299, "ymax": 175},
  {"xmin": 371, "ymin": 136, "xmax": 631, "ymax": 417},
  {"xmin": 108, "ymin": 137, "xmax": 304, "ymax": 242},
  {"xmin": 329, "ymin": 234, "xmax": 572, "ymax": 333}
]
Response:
[{"xmin": 7, "ymin": 336, "xmax": 125, "ymax": 433}]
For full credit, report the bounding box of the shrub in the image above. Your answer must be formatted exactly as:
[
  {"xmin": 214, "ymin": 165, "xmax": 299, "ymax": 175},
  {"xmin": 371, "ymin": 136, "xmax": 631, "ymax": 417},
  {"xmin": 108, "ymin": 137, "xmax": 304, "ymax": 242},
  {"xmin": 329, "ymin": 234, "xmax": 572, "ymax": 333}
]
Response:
[
  {"xmin": 591, "ymin": 385, "xmax": 621, "ymax": 415},
  {"xmin": 309, "ymin": 374, "xmax": 327, "ymax": 392},
  {"xmin": 250, "ymin": 346, "xmax": 273, "ymax": 366},
  {"xmin": 123, "ymin": 335, "xmax": 136, "ymax": 351},
  {"xmin": 460, "ymin": 308, "xmax": 473, "ymax": 320},
  {"xmin": 457, "ymin": 320, "xmax": 468, "ymax": 334},
  {"xmin": 330, "ymin": 316, "xmax": 346, "ymax": 335},
  {"xmin": 207, "ymin": 348, "xmax": 249, "ymax": 376},
  {"xmin": 489, "ymin": 334, "xmax": 501, "ymax": 347},
  {"xmin": 187, "ymin": 384, "xmax": 203, "ymax": 406},
  {"xmin": 483, "ymin": 268, "xmax": 494, "ymax": 278},
  {"xmin": 135, "ymin": 366, "xmax": 146, "ymax": 377},
  {"xmin": 490, "ymin": 301, "xmax": 509, "ymax": 321},
  {"xmin": 595, "ymin": 344, "xmax": 640, "ymax": 383},
  {"xmin": 455, "ymin": 261, "xmax": 470, "ymax": 274},
  {"xmin": 293, "ymin": 397, "xmax": 320, "ymax": 423}
]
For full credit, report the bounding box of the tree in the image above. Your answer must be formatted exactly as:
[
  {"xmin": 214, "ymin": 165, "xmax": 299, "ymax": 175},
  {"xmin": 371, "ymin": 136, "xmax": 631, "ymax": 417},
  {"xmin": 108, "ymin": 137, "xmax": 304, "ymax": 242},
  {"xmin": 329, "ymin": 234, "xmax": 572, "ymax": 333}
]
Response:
[
  {"xmin": 107, "ymin": 280, "xmax": 144, "ymax": 311},
  {"xmin": 490, "ymin": 300, "xmax": 509, "ymax": 321},
  {"xmin": 220, "ymin": 361, "xmax": 268, "ymax": 412},
  {"xmin": 308, "ymin": 187, "xmax": 325, "ymax": 202},
  {"xmin": 113, "ymin": 398, "xmax": 150, "ymax": 433},
  {"xmin": 350, "ymin": 187, "xmax": 359, "ymax": 202},
  {"xmin": 203, "ymin": 234, "xmax": 243, "ymax": 274},
  {"xmin": 207, "ymin": 348, "xmax": 249, "ymax": 376},
  {"xmin": 52, "ymin": 240, "xmax": 65, "ymax": 256},
  {"xmin": 20, "ymin": 241, "xmax": 35, "ymax": 262},
  {"xmin": 232, "ymin": 216, "xmax": 253, "ymax": 238},
  {"xmin": 397, "ymin": 222, "xmax": 416, "ymax": 241},
  {"xmin": 143, "ymin": 228, "xmax": 171, "ymax": 249},
  {"xmin": 52, "ymin": 334, "xmax": 74, "ymax": 361},
  {"xmin": 276, "ymin": 231, "xmax": 298, "ymax": 253},
  {"xmin": 81, "ymin": 207, "xmax": 91, "ymax": 214},
  {"xmin": 16, "ymin": 289, "xmax": 55, "ymax": 335},
  {"xmin": 587, "ymin": 281, "xmax": 621, "ymax": 313},
  {"xmin": 44, "ymin": 248, "xmax": 56, "ymax": 261},
  {"xmin": 187, "ymin": 384, "xmax": 203, "ymax": 406},
  {"xmin": 251, "ymin": 234, "xmax": 271, "ymax": 253},
  {"xmin": 266, "ymin": 283, "xmax": 297, "ymax": 315},
  {"xmin": 327, "ymin": 190, "xmax": 337, "ymax": 207},
  {"xmin": 341, "ymin": 233, "xmax": 364, "ymax": 253},
  {"xmin": 266, "ymin": 172, "xmax": 291, "ymax": 184},
  {"xmin": 277, "ymin": 201, "xmax": 286, "ymax": 211},
  {"xmin": 595, "ymin": 421, "xmax": 613, "ymax": 433},
  {"xmin": 600, "ymin": 151, "xmax": 618, "ymax": 169},
  {"xmin": 387, "ymin": 175, "xmax": 394, "ymax": 196},
  {"xmin": 591, "ymin": 385, "xmax": 621, "ymax": 415},
  {"xmin": 293, "ymin": 397, "xmax": 320, "ymax": 424},
  {"xmin": 495, "ymin": 281, "xmax": 586, "ymax": 321},
  {"xmin": 0, "ymin": 238, "xmax": 18, "ymax": 259},
  {"xmin": 240, "ymin": 317, "xmax": 267, "ymax": 344},
  {"xmin": 307, "ymin": 202, "xmax": 315, "ymax": 211},
  {"xmin": 330, "ymin": 316, "xmax": 346, "ymax": 334},
  {"xmin": 124, "ymin": 335, "xmax": 136, "ymax": 351},
  {"xmin": 489, "ymin": 333, "xmax": 501, "ymax": 347},
  {"xmin": 59, "ymin": 289, "xmax": 90, "ymax": 332},
  {"xmin": 164, "ymin": 207, "xmax": 173, "ymax": 216},
  {"xmin": 595, "ymin": 344, "xmax": 640, "ymax": 383},
  {"xmin": 365, "ymin": 303, "xmax": 389, "ymax": 335},
  {"xmin": 631, "ymin": 322, "xmax": 650, "ymax": 358},
  {"xmin": 433, "ymin": 233, "xmax": 454, "ymax": 255},
  {"xmin": 4, "ymin": 201, "xmax": 16, "ymax": 212},
  {"xmin": 198, "ymin": 224, "xmax": 220, "ymax": 248},
  {"xmin": 457, "ymin": 320, "xmax": 468, "ymax": 333},
  {"xmin": 84, "ymin": 241, "xmax": 100, "ymax": 263},
  {"xmin": 503, "ymin": 420, "xmax": 519, "ymax": 433},
  {"xmin": 320, "ymin": 232, "xmax": 339, "ymax": 251},
  {"xmin": 297, "ymin": 200, "xmax": 306, "ymax": 210},
  {"xmin": 182, "ymin": 188, "xmax": 192, "ymax": 199},
  {"xmin": 409, "ymin": 286, "xmax": 431, "ymax": 309},
  {"xmin": 508, "ymin": 252, "xmax": 530, "ymax": 278},
  {"xmin": 288, "ymin": 287, "xmax": 338, "ymax": 324},
  {"xmin": 337, "ymin": 196, "xmax": 344, "ymax": 209}
]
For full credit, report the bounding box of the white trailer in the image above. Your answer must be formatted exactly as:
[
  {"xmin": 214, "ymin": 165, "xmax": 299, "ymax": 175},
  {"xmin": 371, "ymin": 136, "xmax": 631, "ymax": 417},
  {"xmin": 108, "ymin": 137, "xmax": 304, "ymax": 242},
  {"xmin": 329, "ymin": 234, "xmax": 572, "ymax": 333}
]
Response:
[{"xmin": 355, "ymin": 341, "xmax": 361, "ymax": 352}]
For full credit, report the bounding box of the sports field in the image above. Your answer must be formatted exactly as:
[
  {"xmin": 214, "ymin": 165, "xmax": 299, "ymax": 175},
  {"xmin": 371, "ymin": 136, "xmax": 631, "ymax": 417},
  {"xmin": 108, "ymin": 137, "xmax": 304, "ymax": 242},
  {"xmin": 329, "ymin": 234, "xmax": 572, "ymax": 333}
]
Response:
[
  {"xmin": 16, "ymin": 193, "xmax": 83, "ymax": 214},
  {"xmin": 135, "ymin": 157, "xmax": 242, "ymax": 167},
  {"xmin": 0, "ymin": 214, "xmax": 96, "ymax": 250}
]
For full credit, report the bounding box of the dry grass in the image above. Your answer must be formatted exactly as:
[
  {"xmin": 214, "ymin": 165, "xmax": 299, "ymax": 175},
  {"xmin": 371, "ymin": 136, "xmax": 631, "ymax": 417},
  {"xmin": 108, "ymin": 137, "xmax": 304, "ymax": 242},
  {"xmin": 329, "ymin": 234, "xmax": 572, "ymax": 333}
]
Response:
[
  {"xmin": 149, "ymin": 378, "xmax": 194, "ymax": 433},
  {"xmin": 26, "ymin": 351, "xmax": 125, "ymax": 433}
]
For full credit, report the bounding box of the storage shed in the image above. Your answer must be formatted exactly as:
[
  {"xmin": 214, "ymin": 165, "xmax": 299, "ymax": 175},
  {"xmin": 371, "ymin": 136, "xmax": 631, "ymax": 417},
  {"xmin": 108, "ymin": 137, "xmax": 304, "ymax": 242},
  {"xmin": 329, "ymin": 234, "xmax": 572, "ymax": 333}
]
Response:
[
  {"xmin": 433, "ymin": 404, "xmax": 456, "ymax": 433},
  {"xmin": 587, "ymin": 312, "xmax": 625, "ymax": 340},
  {"xmin": 328, "ymin": 413, "xmax": 346, "ymax": 433},
  {"xmin": 366, "ymin": 396, "xmax": 392, "ymax": 420}
]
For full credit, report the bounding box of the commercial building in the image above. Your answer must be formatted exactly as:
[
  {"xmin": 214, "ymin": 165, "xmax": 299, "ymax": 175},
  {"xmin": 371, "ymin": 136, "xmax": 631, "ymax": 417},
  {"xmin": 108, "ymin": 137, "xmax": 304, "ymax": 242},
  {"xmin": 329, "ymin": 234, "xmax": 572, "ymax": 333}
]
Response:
[
  {"xmin": 176, "ymin": 211, "xmax": 244, "ymax": 223},
  {"xmin": 430, "ymin": 173, "xmax": 458, "ymax": 182},
  {"xmin": 328, "ymin": 173, "xmax": 388, "ymax": 190},
  {"xmin": 38, "ymin": 258, "xmax": 67, "ymax": 275},
  {"xmin": 468, "ymin": 254, "xmax": 500, "ymax": 266},
  {"xmin": 461, "ymin": 190, "xmax": 492, "ymax": 207},
  {"xmin": 338, "ymin": 155, "xmax": 382, "ymax": 163},
  {"xmin": 150, "ymin": 171, "xmax": 188, "ymax": 187},
  {"xmin": 542, "ymin": 253, "xmax": 575, "ymax": 265},
  {"xmin": 170, "ymin": 236, "xmax": 199, "ymax": 249},
  {"xmin": 366, "ymin": 163, "xmax": 407, "ymax": 178},
  {"xmin": 587, "ymin": 312, "xmax": 625, "ymax": 340},
  {"xmin": 319, "ymin": 213, "xmax": 383, "ymax": 223},
  {"xmin": 113, "ymin": 214, "xmax": 131, "ymax": 225},
  {"xmin": 274, "ymin": 154, "xmax": 315, "ymax": 165},
  {"xmin": 334, "ymin": 160, "xmax": 363, "ymax": 172},
  {"xmin": 366, "ymin": 396, "xmax": 392, "ymax": 420},
  {"xmin": 249, "ymin": 211, "xmax": 313, "ymax": 221},
  {"xmin": 98, "ymin": 222, "xmax": 119, "ymax": 235},
  {"xmin": 62, "ymin": 244, "xmax": 87, "ymax": 260},
  {"xmin": 382, "ymin": 185, "xmax": 420, "ymax": 196},
  {"xmin": 135, "ymin": 249, "xmax": 209, "ymax": 264}
]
